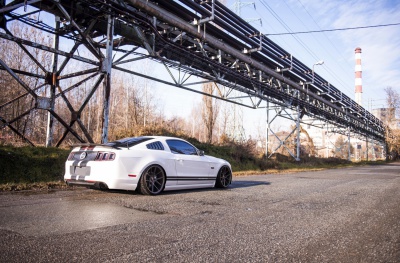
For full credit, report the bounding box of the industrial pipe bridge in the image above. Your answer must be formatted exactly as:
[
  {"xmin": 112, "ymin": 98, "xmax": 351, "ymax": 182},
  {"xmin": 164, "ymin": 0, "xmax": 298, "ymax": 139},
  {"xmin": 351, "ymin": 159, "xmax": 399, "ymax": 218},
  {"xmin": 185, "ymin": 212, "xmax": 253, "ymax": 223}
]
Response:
[{"xmin": 0, "ymin": 0, "xmax": 386, "ymax": 158}]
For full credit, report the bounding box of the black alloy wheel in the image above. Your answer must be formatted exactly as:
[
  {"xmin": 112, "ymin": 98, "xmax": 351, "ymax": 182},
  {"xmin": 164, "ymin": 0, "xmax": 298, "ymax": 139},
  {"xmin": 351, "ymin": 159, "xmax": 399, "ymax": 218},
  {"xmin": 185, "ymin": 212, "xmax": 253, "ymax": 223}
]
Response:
[
  {"xmin": 139, "ymin": 165, "xmax": 166, "ymax": 195},
  {"xmin": 215, "ymin": 166, "xmax": 232, "ymax": 188}
]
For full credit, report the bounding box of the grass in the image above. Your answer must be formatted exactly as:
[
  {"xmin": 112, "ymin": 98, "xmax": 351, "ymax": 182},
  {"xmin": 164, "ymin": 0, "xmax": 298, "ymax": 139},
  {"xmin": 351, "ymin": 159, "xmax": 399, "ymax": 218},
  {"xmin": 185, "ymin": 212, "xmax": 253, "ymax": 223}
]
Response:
[
  {"xmin": 0, "ymin": 142, "xmax": 388, "ymax": 192},
  {"xmin": 0, "ymin": 181, "xmax": 69, "ymax": 191},
  {"xmin": 0, "ymin": 145, "xmax": 69, "ymax": 184}
]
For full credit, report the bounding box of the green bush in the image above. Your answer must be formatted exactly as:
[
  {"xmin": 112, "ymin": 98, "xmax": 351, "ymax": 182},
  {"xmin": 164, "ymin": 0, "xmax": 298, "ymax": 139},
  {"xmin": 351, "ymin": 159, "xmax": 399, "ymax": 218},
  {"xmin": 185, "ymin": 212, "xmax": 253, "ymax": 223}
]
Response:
[{"xmin": 0, "ymin": 146, "xmax": 69, "ymax": 184}]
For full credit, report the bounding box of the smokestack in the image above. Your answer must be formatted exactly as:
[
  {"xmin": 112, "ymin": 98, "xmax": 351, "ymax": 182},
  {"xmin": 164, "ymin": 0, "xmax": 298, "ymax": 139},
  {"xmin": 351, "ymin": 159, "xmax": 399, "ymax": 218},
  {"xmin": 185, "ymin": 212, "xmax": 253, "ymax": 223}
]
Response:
[{"xmin": 355, "ymin": 47, "xmax": 362, "ymax": 106}]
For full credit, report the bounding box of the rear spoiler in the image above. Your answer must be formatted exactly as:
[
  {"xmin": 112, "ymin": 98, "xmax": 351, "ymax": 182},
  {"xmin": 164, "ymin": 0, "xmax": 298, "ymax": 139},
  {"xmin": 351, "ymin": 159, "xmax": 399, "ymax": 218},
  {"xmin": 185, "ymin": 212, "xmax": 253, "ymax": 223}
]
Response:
[{"xmin": 70, "ymin": 143, "xmax": 121, "ymax": 150}]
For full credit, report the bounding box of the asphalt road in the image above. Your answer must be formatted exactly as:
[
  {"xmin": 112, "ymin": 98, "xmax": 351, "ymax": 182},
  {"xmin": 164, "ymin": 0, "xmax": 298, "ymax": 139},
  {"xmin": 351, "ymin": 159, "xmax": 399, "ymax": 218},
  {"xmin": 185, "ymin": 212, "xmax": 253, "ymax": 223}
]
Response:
[{"xmin": 0, "ymin": 163, "xmax": 399, "ymax": 263}]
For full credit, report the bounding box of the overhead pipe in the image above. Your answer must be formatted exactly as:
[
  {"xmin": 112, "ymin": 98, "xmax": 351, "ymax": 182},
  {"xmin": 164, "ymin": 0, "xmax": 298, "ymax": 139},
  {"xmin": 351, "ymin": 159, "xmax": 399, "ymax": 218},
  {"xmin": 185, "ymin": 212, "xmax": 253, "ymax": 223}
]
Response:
[
  {"xmin": 125, "ymin": 0, "xmax": 364, "ymax": 125},
  {"xmin": 165, "ymin": 1, "xmax": 294, "ymax": 72},
  {"xmin": 195, "ymin": 3, "xmax": 335, "ymax": 92}
]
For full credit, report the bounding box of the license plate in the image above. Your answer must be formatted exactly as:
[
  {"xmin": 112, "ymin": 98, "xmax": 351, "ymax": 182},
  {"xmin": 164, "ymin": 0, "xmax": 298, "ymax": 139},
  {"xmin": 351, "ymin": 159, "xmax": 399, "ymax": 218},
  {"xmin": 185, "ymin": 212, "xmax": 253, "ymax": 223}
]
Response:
[{"xmin": 70, "ymin": 166, "xmax": 91, "ymax": 176}]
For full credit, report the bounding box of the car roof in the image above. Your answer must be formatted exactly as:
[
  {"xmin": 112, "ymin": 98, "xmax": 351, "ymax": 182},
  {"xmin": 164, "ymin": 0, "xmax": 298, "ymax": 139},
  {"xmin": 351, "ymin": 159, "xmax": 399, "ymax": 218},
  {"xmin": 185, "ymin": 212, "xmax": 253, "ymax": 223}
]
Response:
[{"xmin": 141, "ymin": 136, "xmax": 185, "ymax": 140}]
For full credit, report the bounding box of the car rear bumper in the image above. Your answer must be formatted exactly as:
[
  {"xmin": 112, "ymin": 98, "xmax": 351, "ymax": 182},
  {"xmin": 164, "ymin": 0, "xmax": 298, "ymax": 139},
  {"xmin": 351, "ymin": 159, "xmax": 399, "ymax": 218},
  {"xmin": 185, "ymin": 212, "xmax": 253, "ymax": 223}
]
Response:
[{"xmin": 65, "ymin": 179, "xmax": 107, "ymax": 189}]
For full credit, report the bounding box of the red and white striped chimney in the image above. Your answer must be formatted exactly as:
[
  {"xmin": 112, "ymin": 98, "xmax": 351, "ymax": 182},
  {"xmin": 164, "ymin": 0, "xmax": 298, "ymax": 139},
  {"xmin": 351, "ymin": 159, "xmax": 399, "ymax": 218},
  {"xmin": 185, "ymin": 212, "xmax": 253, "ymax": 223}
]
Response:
[{"xmin": 355, "ymin": 47, "xmax": 362, "ymax": 106}]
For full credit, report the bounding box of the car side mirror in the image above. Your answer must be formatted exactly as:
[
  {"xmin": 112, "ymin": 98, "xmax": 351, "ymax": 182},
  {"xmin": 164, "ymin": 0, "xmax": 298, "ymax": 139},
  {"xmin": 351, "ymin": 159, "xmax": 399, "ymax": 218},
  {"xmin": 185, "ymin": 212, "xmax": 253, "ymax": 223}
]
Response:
[{"xmin": 199, "ymin": 150, "xmax": 205, "ymax": 156}]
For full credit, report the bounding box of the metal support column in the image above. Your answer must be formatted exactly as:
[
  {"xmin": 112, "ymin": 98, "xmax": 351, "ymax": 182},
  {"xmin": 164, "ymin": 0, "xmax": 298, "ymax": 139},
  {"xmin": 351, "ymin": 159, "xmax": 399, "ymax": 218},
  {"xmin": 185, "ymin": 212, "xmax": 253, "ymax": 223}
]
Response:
[
  {"xmin": 325, "ymin": 126, "xmax": 330, "ymax": 158},
  {"xmin": 371, "ymin": 139, "xmax": 376, "ymax": 161},
  {"xmin": 266, "ymin": 101, "xmax": 270, "ymax": 157},
  {"xmin": 101, "ymin": 14, "xmax": 114, "ymax": 144},
  {"xmin": 348, "ymin": 128, "xmax": 351, "ymax": 161},
  {"xmin": 296, "ymin": 106, "xmax": 301, "ymax": 161},
  {"xmin": 366, "ymin": 135, "xmax": 369, "ymax": 161},
  {"xmin": 46, "ymin": 16, "xmax": 60, "ymax": 147}
]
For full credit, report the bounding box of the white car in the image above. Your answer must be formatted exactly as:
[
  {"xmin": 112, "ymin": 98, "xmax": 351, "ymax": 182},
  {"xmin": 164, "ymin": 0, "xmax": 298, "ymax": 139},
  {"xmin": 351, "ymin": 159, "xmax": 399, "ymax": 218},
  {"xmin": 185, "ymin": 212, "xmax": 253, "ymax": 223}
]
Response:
[{"xmin": 64, "ymin": 136, "xmax": 232, "ymax": 195}]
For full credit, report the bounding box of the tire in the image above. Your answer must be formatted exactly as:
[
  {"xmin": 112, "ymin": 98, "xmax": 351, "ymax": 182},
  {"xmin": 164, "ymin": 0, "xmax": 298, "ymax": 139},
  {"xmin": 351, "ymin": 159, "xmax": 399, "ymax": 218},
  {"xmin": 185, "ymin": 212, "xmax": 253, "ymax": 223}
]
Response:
[
  {"xmin": 138, "ymin": 165, "xmax": 166, "ymax": 195},
  {"xmin": 215, "ymin": 166, "xmax": 232, "ymax": 188}
]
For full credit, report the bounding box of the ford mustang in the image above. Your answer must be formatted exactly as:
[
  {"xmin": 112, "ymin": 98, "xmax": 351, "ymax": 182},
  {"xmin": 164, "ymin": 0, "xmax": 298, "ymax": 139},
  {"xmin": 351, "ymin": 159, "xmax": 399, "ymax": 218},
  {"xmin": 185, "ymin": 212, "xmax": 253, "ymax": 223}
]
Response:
[{"xmin": 64, "ymin": 136, "xmax": 232, "ymax": 195}]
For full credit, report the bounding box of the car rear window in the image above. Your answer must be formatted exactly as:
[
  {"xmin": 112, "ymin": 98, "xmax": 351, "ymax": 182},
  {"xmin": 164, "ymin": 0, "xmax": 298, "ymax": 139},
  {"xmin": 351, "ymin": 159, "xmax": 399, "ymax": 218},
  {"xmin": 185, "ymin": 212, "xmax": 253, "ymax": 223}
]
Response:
[{"xmin": 105, "ymin": 137, "xmax": 153, "ymax": 148}]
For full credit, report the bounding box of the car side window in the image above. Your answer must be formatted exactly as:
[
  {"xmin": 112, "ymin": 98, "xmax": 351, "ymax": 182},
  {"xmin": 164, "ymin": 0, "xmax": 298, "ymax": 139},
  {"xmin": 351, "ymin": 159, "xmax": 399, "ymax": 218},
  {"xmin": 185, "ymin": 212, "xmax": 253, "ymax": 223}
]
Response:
[{"xmin": 166, "ymin": 140, "xmax": 198, "ymax": 155}]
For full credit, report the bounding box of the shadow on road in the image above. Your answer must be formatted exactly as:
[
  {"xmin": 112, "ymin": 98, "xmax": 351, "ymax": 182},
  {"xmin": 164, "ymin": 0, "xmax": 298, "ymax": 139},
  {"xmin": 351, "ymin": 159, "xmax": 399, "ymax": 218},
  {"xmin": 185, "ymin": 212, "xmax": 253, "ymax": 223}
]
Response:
[
  {"xmin": 229, "ymin": 180, "xmax": 271, "ymax": 189},
  {"xmin": 69, "ymin": 179, "xmax": 272, "ymax": 196}
]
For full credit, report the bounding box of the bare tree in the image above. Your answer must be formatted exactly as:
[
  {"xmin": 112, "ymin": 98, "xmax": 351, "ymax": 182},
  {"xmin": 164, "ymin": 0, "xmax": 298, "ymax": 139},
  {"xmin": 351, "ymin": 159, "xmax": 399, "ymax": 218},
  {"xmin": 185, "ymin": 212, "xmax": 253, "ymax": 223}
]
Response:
[
  {"xmin": 218, "ymin": 101, "xmax": 231, "ymax": 143},
  {"xmin": 384, "ymin": 87, "xmax": 400, "ymax": 158},
  {"xmin": 299, "ymin": 125, "xmax": 316, "ymax": 156},
  {"xmin": 201, "ymin": 83, "xmax": 220, "ymax": 143},
  {"xmin": 332, "ymin": 135, "xmax": 353, "ymax": 159},
  {"xmin": 189, "ymin": 103, "xmax": 203, "ymax": 141}
]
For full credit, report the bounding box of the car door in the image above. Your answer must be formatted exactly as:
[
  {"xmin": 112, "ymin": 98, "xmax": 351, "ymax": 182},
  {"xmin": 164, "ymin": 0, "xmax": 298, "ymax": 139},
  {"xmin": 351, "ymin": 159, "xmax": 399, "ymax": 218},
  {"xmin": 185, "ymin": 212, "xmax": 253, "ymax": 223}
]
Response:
[{"xmin": 166, "ymin": 139, "xmax": 211, "ymax": 185}]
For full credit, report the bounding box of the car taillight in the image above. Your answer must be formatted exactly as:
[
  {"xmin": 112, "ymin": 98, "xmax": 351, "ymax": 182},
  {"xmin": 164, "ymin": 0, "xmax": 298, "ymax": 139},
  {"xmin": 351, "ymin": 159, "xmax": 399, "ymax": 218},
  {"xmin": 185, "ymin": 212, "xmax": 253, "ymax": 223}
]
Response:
[
  {"xmin": 95, "ymin": 152, "xmax": 116, "ymax": 161},
  {"xmin": 67, "ymin": 152, "xmax": 76, "ymax": 161}
]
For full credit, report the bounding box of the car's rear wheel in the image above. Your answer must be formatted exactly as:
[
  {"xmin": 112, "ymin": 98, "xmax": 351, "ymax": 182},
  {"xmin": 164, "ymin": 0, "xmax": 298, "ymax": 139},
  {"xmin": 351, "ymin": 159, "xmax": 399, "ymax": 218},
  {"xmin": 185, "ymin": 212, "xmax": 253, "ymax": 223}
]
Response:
[
  {"xmin": 138, "ymin": 165, "xmax": 166, "ymax": 195},
  {"xmin": 215, "ymin": 166, "xmax": 232, "ymax": 188}
]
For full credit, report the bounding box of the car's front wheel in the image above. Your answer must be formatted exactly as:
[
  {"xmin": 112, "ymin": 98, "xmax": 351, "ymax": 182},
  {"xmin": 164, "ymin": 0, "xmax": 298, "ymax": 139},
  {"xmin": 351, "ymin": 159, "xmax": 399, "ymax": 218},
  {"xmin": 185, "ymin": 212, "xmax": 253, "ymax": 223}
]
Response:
[
  {"xmin": 215, "ymin": 166, "xmax": 232, "ymax": 188},
  {"xmin": 138, "ymin": 165, "xmax": 166, "ymax": 195}
]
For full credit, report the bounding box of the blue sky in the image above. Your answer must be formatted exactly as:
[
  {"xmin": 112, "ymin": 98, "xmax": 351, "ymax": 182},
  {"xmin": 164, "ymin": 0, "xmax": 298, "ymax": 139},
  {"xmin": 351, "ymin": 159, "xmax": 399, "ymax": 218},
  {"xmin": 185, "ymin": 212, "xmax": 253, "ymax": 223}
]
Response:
[
  {"xmin": 247, "ymin": 0, "xmax": 400, "ymax": 108},
  {"xmin": 157, "ymin": 0, "xmax": 400, "ymax": 137}
]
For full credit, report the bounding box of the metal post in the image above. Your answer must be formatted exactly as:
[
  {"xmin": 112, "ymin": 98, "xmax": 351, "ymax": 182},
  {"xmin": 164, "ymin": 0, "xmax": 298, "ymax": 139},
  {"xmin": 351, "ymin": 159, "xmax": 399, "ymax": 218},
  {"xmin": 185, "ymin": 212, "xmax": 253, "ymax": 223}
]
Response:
[
  {"xmin": 101, "ymin": 14, "xmax": 114, "ymax": 144},
  {"xmin": 46, "ymin": 16, "xmax": 60, "ymax": 147},
  {"xmin": 325, "ymin": 126, "xmax": 329, "ymax": 158},
  {"xmin": 266, "ymin": 101, "xmax": 270, "ymax": 157},
  {"xmin": 372, "ymin": 139, "xmax": 375, "ymax": 161},
  {"xmin": 366, "ymin": 136, "xmax": 369, "ymax": 161},
  {"xmin": 296, "ymin": 106, "xmax": 301, "ymax": 161},
  {"xmin": 348, "ymin": 128, "xmax": 351, "ymax": 161}
]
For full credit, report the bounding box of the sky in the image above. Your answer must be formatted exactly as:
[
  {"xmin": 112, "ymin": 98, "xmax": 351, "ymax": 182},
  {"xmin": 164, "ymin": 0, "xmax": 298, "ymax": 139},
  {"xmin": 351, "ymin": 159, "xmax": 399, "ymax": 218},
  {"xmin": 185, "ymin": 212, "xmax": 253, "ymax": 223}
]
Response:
[{"xmin": 153, "ymin": 0, "xmax": 400, "ymax": 137}]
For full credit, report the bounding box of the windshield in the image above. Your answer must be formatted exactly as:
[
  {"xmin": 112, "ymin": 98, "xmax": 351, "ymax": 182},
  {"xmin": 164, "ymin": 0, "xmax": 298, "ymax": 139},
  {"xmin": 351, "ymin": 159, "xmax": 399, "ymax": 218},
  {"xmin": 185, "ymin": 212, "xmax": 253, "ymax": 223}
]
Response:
[{"xmin": 105, "ymin": 137, "xmax": 153, "ymax": 148}]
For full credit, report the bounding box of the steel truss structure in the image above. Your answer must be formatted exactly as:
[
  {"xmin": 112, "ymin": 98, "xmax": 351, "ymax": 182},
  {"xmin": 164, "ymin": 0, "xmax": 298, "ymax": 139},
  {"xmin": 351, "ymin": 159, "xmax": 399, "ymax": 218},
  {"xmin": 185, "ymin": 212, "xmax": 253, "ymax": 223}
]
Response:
[
  {"xmin": 265, "ymin": 104, "xmax": 385, "ymax": 161},
  {"xmin": 0, "ymin": 0, "xmax": 386, "ymax": 158}
]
